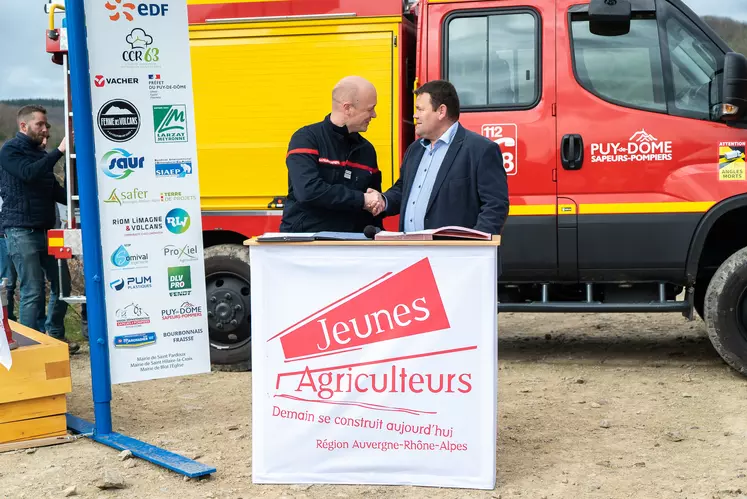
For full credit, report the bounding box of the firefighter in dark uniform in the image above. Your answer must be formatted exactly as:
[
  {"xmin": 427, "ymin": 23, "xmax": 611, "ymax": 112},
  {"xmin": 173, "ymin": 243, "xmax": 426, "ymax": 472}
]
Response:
[{"xmin": 279, "ymin": 76, "xmax": 384, "ymax": 233}]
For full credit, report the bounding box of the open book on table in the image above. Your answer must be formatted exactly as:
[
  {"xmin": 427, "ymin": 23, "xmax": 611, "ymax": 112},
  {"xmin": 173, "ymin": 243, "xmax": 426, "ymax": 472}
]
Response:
[{"xmin": 373, "ymin": 226, "xmax": 492, "ymax": 241}]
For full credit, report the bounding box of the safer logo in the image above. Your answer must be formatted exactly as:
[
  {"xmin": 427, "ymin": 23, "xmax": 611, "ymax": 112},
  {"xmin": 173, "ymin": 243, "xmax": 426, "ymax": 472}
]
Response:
[
  {"xmin": 104, "ymin": 187, "xmax": 150, "ymax": 205},
  {"xmin": 97, "ymin": 100, "xmax": 140, "ymax": 142},
  {"xmin": 168, "ymin": 266, "xmax": 192, "ymax": 297},
  {"xmin": 165, "ymin": 208, "xmax": 191, "ymax": 234},
  {"xmin": 99, "ymin": 149, "xmax": 144, "ymax": 180},
  {"xmin": 155, "ymin": 160, "xmax": 192, "ymax": 178},
  {"xmin": 153, "ymin": 105, "xmax": 187, "ymax": 143}
]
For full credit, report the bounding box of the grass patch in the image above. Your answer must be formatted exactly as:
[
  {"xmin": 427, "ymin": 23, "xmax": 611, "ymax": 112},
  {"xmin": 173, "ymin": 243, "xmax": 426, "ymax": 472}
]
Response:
[{"xmin": 64, "ymin": 304, "xmax": 85, "ymax": 344}]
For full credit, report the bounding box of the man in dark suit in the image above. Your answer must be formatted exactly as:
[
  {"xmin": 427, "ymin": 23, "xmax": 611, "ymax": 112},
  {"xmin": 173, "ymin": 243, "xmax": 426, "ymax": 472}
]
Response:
[{"xmin": 368, "ymin": 80, "xmax": 509, "ymax": 235}]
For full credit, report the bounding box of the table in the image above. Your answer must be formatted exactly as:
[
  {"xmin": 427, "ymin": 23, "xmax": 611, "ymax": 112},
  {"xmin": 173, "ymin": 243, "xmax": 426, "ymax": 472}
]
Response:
[{"xmin": 248, "ymin": 238, "xmax": 499, "ymax": 489}]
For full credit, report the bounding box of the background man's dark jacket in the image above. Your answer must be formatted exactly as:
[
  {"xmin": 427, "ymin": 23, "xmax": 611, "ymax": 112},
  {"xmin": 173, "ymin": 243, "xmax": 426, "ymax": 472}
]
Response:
[{"xmin": 0, "ymin": 132, "xmax": 67, "ymax": 230}]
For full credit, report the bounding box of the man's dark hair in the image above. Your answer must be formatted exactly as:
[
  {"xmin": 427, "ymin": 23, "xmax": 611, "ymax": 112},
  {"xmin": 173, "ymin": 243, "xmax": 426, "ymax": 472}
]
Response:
[
  {"xmin": 414, "ymin": 80, "xmax": 460, "ymax": 121},
  {"xmin": 17, "ymin": 105, "xmax": 47, "ymax": 125}
]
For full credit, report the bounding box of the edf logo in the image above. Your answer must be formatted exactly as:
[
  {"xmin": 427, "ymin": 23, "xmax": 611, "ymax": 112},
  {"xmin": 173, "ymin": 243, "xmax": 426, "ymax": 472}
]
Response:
[
  {"xmin": 165, "ymin": 208, "xmax": 191, "ymax": 234},
  {"xmin": 106, "ymin": 1, "xmax": 169, "ymax": 22}
]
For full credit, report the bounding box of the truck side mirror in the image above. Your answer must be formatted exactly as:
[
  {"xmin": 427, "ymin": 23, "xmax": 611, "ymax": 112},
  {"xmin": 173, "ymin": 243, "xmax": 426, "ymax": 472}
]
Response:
[
  {"xmin": 588, "ymin": 0, "xmax": 632, "ymax": 37},
  {"xmin": 720, "ymin": 51, "xmax": 747, "ymax": 121}
]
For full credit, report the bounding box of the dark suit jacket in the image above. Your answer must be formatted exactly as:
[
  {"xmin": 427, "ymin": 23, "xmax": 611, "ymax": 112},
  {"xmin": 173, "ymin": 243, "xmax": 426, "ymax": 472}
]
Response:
[{"xmin": 383, "ymin": 123, "xmax": 509, "ymax": 235}]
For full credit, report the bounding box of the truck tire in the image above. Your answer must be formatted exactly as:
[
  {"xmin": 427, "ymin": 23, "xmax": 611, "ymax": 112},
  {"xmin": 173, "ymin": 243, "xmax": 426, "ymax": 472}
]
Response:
[
  {"xmin": 204, "ymin": 244, "xmax": 252, "ymax": 371},
  {"xmin": 703, "ymin": 246, "xmax": 747, "ymax": 376}
]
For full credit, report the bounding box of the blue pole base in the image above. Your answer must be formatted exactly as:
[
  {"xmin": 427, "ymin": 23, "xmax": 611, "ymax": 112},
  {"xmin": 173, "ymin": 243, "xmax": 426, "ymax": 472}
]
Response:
[{"xmin": 67, "ymin": 414, "xmax": 217, "ymax": 478}]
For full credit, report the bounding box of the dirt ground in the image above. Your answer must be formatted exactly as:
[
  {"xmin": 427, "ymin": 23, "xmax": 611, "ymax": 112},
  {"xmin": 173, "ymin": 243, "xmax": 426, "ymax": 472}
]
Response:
[{"xmin": 2, "ymin": 311, "xmax": 747, "ymax": 499}]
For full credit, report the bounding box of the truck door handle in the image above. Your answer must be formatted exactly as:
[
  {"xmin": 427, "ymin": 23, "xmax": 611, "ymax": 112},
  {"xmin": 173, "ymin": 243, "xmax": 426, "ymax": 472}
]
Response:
[{"xmin": 561, "ymin": 134, "xmax": 584, "ymax": 170}]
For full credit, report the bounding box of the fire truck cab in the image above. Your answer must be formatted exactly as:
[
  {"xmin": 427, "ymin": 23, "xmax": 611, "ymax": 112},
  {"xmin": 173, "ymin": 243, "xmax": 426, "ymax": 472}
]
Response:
[{"xmin": 46, "ymin": 0, "xmax": 747, "ymax": 375}]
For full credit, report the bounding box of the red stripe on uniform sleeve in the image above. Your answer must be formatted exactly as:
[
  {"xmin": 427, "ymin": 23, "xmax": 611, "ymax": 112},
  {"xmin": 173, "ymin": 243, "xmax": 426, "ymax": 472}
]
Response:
[
  {"xmin": 286, "ymin": 148, "xmax": 319, "ymax": 158},
  {"xmin": 344, "ymin": 160, "xmax": 378, "ymax": 174}
]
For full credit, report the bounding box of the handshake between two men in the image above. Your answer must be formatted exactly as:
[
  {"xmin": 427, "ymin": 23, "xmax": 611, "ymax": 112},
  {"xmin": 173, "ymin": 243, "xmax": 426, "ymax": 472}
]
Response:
[
  {"xmin": 364, "ymin": 189, "xmax": 386, "ymax": 218},
  {"xmin": 277, "ymin": 77, "xmax": 510, "ymax": 236}
]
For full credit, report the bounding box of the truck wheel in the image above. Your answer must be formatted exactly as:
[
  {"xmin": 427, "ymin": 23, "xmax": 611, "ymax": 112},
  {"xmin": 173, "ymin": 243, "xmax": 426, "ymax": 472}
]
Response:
[
  {"xmin": 204, "ymin": 244, "xmax": 252, "ymax": 371},
  {"xmin": 703, "ymin": 247, "xmax": 747, "ymax": 376}
]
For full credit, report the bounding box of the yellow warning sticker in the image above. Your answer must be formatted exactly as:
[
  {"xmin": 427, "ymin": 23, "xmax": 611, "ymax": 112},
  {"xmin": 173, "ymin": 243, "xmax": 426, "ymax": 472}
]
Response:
[{"xmin": 719, "ymin": 142, "xmax": 746, "ymax": 181}]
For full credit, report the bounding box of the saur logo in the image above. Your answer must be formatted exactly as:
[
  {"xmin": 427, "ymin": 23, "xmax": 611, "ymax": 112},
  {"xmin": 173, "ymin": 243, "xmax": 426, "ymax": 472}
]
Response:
[
  {"xmin": 99, "ymin": 149, "xmax": 144, "ymax": 179},
  {"xmin": 165, "ymin": 208, "xmax": 191, "ymax": 234}
]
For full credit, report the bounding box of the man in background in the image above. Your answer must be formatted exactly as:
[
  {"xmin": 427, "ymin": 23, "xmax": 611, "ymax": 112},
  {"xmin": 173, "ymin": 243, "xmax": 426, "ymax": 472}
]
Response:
[
  {"xmin": 279, "ymin": 75, "xmax": 385, "ymax": 233},
  {"xmin": 0, "ymin": 105, "xmax": 77, "ymax": 353}
]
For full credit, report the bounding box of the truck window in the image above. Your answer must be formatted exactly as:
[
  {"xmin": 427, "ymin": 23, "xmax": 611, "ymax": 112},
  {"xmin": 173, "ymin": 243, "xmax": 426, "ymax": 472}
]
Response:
[
  {"xmin": 444, "ymin": 10, "xmax": 539, "ymax": 109},
  {"xmin": 571, "ymin": 16, "xmax": 666, "ymax": 112},
  {"xmin": 662, "ymin": 6, "xmax": 722, "ymax": 120}
]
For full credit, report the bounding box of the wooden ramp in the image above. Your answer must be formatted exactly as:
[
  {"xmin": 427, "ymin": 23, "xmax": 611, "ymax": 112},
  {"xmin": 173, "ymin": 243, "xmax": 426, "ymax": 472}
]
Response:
[{"xmin": 0, "ymin": 322, "xmax": 71, "ymax": 445}]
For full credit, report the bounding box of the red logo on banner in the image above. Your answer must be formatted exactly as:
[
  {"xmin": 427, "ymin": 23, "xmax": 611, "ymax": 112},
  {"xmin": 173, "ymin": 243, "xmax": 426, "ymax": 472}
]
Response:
[
  {"xmin": 272, "ymin": 258, "xmax": 450, "ymax": 361},
  {"xmin": 94, "ymin": 75, "xmax": 106, "ymax": 87}
]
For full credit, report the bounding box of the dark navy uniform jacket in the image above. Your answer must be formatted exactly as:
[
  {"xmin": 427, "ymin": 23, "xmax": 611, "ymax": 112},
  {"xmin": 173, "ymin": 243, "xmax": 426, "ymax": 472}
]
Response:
[{"xmin": 279, "ymin": 115, "xmax": 383, "ymax": 233}]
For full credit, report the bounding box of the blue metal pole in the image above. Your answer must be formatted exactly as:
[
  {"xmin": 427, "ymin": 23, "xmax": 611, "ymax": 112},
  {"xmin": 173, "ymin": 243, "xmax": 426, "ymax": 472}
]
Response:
[{"xmin": 64, "ymin": 0, "xmax": 113, "ymax": 435}]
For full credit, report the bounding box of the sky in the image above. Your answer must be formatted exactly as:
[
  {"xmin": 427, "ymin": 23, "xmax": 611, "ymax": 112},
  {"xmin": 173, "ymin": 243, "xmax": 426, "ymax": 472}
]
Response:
[{"xmin": 1, "ymin": 0, "xmax": 746, "ymax": 100}]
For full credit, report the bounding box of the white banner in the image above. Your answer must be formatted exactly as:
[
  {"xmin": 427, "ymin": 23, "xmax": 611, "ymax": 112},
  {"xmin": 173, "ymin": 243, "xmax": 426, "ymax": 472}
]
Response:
[
  {"xmin": 250, "ymin": 244, "xmax": 498, "ymax": 489},
  {"xmin": 83, "ymin": 0, "xmax": 210, "ymax": 384},
  {"xmin": 0, "ymin": 303, "xmax": 10, "ymax": 371}
]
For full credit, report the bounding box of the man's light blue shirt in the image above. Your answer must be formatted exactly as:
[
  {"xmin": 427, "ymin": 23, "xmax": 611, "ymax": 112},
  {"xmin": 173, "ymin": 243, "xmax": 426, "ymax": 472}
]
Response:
[{"xmin": 402, "ymin": 121, "xmax": 459, "ymax": 232}]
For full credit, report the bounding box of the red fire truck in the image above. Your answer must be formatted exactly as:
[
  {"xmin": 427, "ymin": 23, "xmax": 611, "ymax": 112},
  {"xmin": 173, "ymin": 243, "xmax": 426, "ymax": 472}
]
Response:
[{"xmin": 45, "ymin": 0, "xmax": 747, "ymax": 375}]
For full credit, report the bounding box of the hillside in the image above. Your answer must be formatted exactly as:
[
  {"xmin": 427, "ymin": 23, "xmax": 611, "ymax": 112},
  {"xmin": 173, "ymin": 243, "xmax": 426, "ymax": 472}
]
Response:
[{"xmin": 704, "ymin": 16, "xmax": 747, "ymax": 56}]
